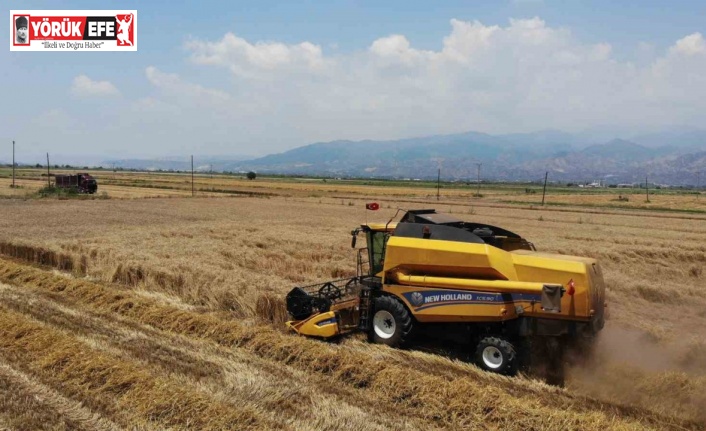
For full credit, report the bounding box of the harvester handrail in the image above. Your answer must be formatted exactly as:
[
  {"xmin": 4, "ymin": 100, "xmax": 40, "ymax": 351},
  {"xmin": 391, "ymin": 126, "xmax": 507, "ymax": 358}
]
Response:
[
  {"xmin": 356, "ymin": 247, "xmax": 368, "ymax": 279},
  {"xmin": 385, "ymin": 208, "xmax": 405, "ymax": 231}
]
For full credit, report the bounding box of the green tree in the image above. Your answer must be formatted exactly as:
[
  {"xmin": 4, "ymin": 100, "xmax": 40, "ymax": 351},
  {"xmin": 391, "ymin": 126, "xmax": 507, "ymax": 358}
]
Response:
[{"xmin": 246, "ymin": 171, "xmax": 257, "ymax": 180}]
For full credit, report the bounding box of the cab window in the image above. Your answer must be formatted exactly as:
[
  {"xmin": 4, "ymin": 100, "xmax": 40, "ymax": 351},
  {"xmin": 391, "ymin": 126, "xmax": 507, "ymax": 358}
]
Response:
[{"xmin": 367, "ymin": 231, "xmax": 388, "ymax": 275}]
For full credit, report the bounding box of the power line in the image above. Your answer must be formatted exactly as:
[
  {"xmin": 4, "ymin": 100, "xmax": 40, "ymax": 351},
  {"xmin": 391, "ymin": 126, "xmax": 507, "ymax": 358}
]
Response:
[
  {"xmin": 46, "ymin": 153, "xmax": 51, "ymax": 188},
  {"xmin": 541, "ymin": 171, "xmax": 548, "ymax": 206},
  {"xmin": 12, "ymin": 141, "xmax": 15, "ymax": 189},
  {"xmin": 436, "ymin": 168, "xmax": 440, "ymax": 201},
  {"xmin": 475, "ymin": 163, "xmax": 482, "ymax": 198}
]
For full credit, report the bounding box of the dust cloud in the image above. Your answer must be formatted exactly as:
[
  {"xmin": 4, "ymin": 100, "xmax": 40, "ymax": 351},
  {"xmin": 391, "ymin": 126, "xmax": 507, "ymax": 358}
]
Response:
[{"xmin": 567, "ymin": 323, "xmax": 706, "ymax": 424}]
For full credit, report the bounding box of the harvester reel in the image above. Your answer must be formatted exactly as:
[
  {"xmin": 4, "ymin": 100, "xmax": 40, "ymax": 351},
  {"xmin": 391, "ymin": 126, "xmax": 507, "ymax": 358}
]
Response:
[
  {"xmin": 474, "ymin": 337, "xmax": 518, "ymax": 376},
  {"xmin": 318, "ymin": 282, "xmax": 343, "ymax": 301}
]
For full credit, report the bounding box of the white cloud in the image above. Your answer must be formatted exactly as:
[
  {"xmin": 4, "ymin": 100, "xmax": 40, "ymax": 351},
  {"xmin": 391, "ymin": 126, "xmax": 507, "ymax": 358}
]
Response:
[
  {"xmin": 369, "ymin": 35, "xmax": 434, "ymax": 65},
  {"xmin": 14, "ymin": 17, "xmax": 705, "ymax": 160},
  {"xmin": 185, "ymin": 33, "xmax": 328, "ymax": 78},
  {"xmin": 145, "ymin": 66, "xmax": 231, "ymax": 102},
  {"xmin": 440, "ymin": 19, "xmax": 498, "ymax": 64},
  {"xmin": 70, "ymin": 75, "xmax": 120, "ymax": 97},
  {"xmin": 145, "ymin": 19, "xmax": 706, "ymax": 150},
  {"xmin": 671, "ymin": 32, "xmax": 706, "ymax": 56}
]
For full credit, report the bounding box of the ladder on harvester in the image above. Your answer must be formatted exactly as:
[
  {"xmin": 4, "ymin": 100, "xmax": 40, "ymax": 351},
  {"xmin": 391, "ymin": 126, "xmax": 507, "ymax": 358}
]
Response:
[
  {"xmin": 355, "ymin": 247, "xmax": 378, "ymax": 331},
  {"xmin": 356, "ymin": 248, "xmax": 368, "ymax": 280},
  {"xmin": 358, "ymin": 286, "xmax": 372, "ymax": 331}
]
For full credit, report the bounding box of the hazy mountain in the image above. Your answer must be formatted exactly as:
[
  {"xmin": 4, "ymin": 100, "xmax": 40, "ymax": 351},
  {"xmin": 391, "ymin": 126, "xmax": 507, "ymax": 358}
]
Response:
[
  {"xmin": 231, "ymin": 130, "xmax": 705, "ymax": 185},
  {"xmin": 630, "ymin": 128, "xmax": 706, "ymax": 152},
  {"xmin": 101, "ymin": 129, "xmax": 705, "ymax": 185},
  {"xmin": 580, "ymin": 139, "xmax": 653, "ymax": 161}
]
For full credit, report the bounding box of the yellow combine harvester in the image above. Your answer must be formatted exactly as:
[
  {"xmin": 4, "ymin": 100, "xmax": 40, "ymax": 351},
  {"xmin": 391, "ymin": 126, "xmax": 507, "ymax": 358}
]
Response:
[{"xmin": 286, "ymin": 209, "xmax": 606, "ymax": 384}]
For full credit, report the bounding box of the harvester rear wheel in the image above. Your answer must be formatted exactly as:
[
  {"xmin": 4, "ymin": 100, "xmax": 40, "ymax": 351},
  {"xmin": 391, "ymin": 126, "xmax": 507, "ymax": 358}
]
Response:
[
  {"xmin": 474, "ymin": 337, "xmax": 518, "ymax": 376},
  {"xmin": 371, "ymin": 296, "xmax": 414, "ymax": 347}
]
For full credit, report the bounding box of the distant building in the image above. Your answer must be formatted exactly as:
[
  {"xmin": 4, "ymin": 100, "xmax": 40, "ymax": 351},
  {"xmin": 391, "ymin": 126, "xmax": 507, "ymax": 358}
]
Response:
[{"xmin": 585, "ymin": 181, "xmax": 604, "ymax": 188}]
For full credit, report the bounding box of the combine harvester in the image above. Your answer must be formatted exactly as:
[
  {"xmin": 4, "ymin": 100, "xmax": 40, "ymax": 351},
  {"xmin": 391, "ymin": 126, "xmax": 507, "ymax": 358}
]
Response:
[{"xmin": 286, "ymin": 209, "xmax": 606, "ymax": 384}]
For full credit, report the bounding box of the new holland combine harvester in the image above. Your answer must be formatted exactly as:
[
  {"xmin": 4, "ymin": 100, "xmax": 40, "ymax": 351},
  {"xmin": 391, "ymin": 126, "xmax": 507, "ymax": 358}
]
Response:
[{"xmin": 286, "ymin": 209, "xmax": 606, "ymax": 383}]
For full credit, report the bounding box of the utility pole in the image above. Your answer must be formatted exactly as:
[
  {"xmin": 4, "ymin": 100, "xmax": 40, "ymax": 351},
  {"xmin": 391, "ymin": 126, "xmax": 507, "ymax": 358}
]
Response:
[
  {"xmin": 12, "ymin": 141, "xmax": 15, "ymax": 189},
  {"xmin": 436, "ymin": 168, "xmax": 440, "ymax": 201},
  {"xmin": 645, "ymin": 175, "xmax": 649, "ymax": 202},
  {"xmin": 541, "ymin": 171, "xmax": 549, "ymax": 206},
  {"xmin": 46, "ymin": 153, "xmax": 51, "ymax": 188},
  {"xmin": 191, "ymin": 155, "xmax": 194, "ymax": 197},
  {"xmin": 475, "ymin": 163, "xmax": 482, "ymax": 197},
  {"xmin": 697, "ymin": 171, "xmax": 701, "ymax": 200}
]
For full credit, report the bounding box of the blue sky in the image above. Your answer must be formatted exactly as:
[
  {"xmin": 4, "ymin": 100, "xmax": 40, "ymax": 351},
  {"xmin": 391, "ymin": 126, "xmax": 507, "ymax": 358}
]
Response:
[{"xmin": 3, "ymin": 0, "xmax": 706, "ymax": 163}]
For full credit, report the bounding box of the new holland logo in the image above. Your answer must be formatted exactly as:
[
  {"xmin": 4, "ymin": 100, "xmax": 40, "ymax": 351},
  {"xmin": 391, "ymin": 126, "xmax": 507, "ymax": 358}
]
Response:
[
  {"xmin": 404, "ymin": 289, "xmax": 504, "ymax": 310},
  {"xmin": 10, "ymin": 10, "xmax": 137, "ymax": 51},
  {"xmin": 409, "ymin": 291, "xmax": 425, "ymax": 307}
]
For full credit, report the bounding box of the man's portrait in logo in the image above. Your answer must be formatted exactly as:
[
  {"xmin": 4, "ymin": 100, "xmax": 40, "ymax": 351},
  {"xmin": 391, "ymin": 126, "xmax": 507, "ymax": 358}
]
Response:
[
  {"xmin": 410, "ymin": 292, "xmax": 425, "ymax": 307},
  {"xmin": 15, "ymin": 16, "xmax": 29, "ymax": 44}
]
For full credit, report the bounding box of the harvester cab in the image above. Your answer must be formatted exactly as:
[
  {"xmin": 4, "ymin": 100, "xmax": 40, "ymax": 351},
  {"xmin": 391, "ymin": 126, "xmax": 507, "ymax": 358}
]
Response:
[
  {"xmin": 351, "ymin": 222, "xmax": 393, "ymax": 279},
  {"xmin": 285, "ymin": 209, "xmax": 606, "ymax": 384}
]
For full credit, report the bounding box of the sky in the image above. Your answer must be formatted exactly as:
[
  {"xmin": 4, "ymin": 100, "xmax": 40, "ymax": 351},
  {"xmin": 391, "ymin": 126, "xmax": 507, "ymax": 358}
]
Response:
[{"xmin": 3, "ymin": 0, "xmax": 706, "ymax": 163}]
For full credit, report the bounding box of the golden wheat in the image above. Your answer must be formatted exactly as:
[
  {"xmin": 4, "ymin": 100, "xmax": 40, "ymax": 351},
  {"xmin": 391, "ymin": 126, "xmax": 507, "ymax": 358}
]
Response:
[
  {"xmin": 0, "ymin": 259, "xmax": 696, "ymax": 430},
  {"xmin": 0, "ymin": 182, "xmax": 704, "ymax": 428}
]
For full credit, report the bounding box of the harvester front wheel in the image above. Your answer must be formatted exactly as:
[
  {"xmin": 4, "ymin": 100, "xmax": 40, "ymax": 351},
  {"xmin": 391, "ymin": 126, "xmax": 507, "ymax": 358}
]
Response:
[
  {"xmin": 371, "ymin": 296, "xmax": 413, "ymax": 347},
  {"xmin": 474, "ymin": 337, "xmax": 518, "ymax": 376}
]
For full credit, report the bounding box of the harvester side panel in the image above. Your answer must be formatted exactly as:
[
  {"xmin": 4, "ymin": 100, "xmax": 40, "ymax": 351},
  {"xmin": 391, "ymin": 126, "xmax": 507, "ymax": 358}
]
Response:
[
  {"xmin": 585, "ymin": 262, "xmax": 607, "ymax": 332},
  {"xmin": 511, "ymin": 252, "xmax": 592, "ymax": 319},
  {"xmin": 382, "ymin": 236, "xmax": 598, "ymax": 322},
  {"xmin": 383, "ymin": 237, "xmax": 519, "ymax": 282},
  {"xmin": 385, "ymin": 284, "xmax": 536, "ymax": 323}
]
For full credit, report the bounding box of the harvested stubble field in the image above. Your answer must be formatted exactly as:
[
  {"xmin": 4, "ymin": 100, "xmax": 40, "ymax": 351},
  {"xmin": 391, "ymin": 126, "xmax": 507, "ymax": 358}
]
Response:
[
  {"xmin": 3, "ymin": 168, "xmax": 706, "ymax": 212},
  {"xmin": 0, "ymin": 180, "xmax": 705, "ymax": 430}
]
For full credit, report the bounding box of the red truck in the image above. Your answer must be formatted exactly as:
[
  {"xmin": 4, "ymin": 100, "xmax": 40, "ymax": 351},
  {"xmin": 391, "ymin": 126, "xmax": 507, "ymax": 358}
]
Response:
[{"xmin": 54, "ymin": 173, "xmax": 98, "ymax": 194}]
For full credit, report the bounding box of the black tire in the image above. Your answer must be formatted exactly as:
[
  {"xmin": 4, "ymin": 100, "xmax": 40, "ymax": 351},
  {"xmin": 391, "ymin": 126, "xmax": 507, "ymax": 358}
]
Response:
[
  {"xmin": 474, "ymin": 337, "xmax": 518, "ymax": 376},
  {"xmin": 370, "ymin": 296, "xmax": 414, "ymax": 347}
]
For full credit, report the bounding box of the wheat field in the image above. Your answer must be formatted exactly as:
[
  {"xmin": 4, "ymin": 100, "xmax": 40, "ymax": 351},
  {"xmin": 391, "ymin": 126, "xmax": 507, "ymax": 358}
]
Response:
[
  {"xmin": 3, "ymin": 167, "xmax": 706, "ymax": 211},
  {"xmin": 0, "ymin": 171, "xmax": 704, "ymax": 430}
]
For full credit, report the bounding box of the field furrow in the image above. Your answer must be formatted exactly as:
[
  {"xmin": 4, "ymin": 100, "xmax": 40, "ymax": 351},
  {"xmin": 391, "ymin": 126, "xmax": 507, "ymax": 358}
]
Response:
[
  {"xmin": 0, "ymin": 362, "xmax": 121, "ymax": 431},
  {"xmin": 0, "ymin": 258, "xmax": 698, "ymax": 430},
  {"xmin": 0, "ymin": 304, "xmax": 281, "ymax": 430},
  {"xmin": 0, "ymin": 282, "xmax": 431, "ymax": 431},
  {"xmin": 0, "ymin": 187, "xmax": 704, "ymax": 430}
]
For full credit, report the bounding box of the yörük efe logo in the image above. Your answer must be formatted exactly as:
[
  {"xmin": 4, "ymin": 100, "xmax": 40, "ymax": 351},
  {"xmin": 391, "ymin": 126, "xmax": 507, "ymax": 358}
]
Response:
[{"xmin": 10, "ymin": 10, "xmax": 137, "ymax": 51}]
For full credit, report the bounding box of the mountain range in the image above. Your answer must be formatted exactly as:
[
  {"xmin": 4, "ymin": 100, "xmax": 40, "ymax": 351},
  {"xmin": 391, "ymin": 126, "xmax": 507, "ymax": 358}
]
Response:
[{"xmin": 102, "ymin": 129, "xmax": 706, "ymax": 185}]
